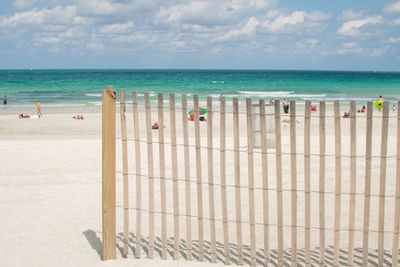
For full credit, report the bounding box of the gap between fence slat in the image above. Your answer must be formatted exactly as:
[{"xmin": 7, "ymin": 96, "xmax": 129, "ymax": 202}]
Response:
[
  {"xmin": 348, "ymin": 101, "xmax": 356, "ymax": 265},
  {"xmin": 144, "ymin": 92, "xmax": 155, "ymax": 259},
  {"xmin": 194, "ymin": 95, "xmax": 204, "ymax": 261},
  {"xmin": 170, "ymin": 93, "xmax": 180, "ymax": 260},
  {"xmin": 120, "ymin": 89, "xmax": 129, "ymax": 257},
  {"xmin": 304, "ymin": 100, "xmax": 311, "ymax": 267},
  {"xmin": 233, "ymin": 98, "xmax": 243, "ymax": 265},
  {"xmin": 333, "ymin": 100, "xmax": 342, "ymax": 267},
  {"xmin": 392, "ymin": 100, "xmax": 400, "ymax": 267},
  {"xmin": 220, "ymin": 96, "xmax": 230, "ymax": 265},
  {"xmin": 246, "ymin": 99, "xmax": 256, "ymax": 266},
  {"xmin": 290, "ymin": 100, "xmax": 297, "ymax": 267},
  {"xmin": 319, "ymin": 101, "xmax": 326, "ymax": 267},
  {"xmin": 378, "ymin": 102, "xmax": 389, "ymax": 266},
  {"xmin": 275, "ymin": 100, "xmax": 284, "ymax": 267},
  {"xmin": 182, "ymin": 94, "xmax": 192, "ymax": 260},
  {"xmin": 207, "ymin": 96, "xmax": 217, "ymax": 263},
  {"xmin": 158, "ymin": 93, "xmax": 167, "ymax": 259},
  {"xmin": 260, "ymin": 99, "xmax": 270, "ymax": 266},
  {"xmin": 132, "ymin": 91, "xmax": 142, "ymax": 258},
  {"xmin": 362, "ymin": 101, "xmax": 373, "ymax": 266}
]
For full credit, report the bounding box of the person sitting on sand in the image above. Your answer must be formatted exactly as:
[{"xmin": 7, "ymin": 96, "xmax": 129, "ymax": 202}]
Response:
[
  {"xmin": 19, "ymin": 113, "xmax": 30, "ymax": 118},
  {"xmin": 73, "ymin": 115, "xmax": 84, "ymax": 120},
  {"xmin": 358, "ymin": 106, "xmax": 366, "ymax": 113},
  {"xmin": 152, "ymin": 122, "xmax": 159, "ymax": 129},
  {"xmin": 343, "ymin": 111, "xmax": 350, "ymax": 118},
  {"xmin": 188, "ymin": 113, "xmax": 194, "ymax": 121},
  {"xmin": 35, "ymin": 100, "xmax": 42, "ymax": 118}
]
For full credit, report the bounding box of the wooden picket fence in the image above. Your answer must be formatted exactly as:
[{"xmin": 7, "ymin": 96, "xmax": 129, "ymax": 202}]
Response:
[{"xmin": 102, "ymin": 86, "xmax": 400, "ymax": 266}]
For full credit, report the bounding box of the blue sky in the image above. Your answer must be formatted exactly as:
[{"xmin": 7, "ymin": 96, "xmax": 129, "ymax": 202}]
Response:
[{"xmin": 0, "ymin": 0, "xmax": 400, "ymax": 70}]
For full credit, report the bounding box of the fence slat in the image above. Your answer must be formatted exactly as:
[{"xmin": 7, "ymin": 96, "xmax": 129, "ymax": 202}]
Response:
[
  {"xmin": 362, "ymin": 101, "xmax": 373, "ymax": 265},
  {"xmin": 378, "ymin": 102, "xmax": 389, "ymax": 266},
  {"xmin": 144, "ymin": 92, "xmax": 155, "ymax": 259},
  {"xmin": 182, "ymin": 94, "xmax": 192, "ymax": 260},
  {"xmin": 233, "ymin": 98, "xmax": 243, "ymax": 265},
  {"xmin": 392, "ymin": 100, "xmax": 400, "ymax": 267},
  {"xmin": 289, "ymin": 100, "xmax": 297, "ymax": 267},
  {"xmin": 120, "ymin": 89, "xmax": 129, "ymax": 257},
  {"xmin": 333, "ymin": 100, "xmax": 342, "ymax": 267},
  {"xmin": 304, "ymin": 100, "xmax": 311, "ymax": 267},
  {"xmin": 220, "ymin": 96, "xmax": 230, "ymax": 265},
  {"xmin": 194, "ymin": 95, "xmax": 204, "ymax": 261},
  {"xmin": 246, "ymin": 99, "xmax": 256, "ymax": 266},
  {"xmin": 158, "ymin": 93, "xmax": 167, "ymax": 259},
  {"xmin": 348, "ymin": 101, "xmax": 356, "ymax": 265},
  {"xmin": 170, "ymin": 93, "xmax": 180, "ymax": 260},
  {"xmin": 319, "ymin": 101, "xmax": 325, "ymax": 267},
  {"xmin": 275, "ymin": 100, "xmax": 284, "ymax": 267},
  {"xmin": 102, "ymin": 88, "xmax": 116, "ymax": 260},
  {"xmin": 207, "ymin": 96, "xmax": 217, "ymax": 263},
  {"xmin": 260, "ymin": 99, "xmax": 270, "ymax": 265},
  {"xmin": 132, "ymin": 91, "xmax": 142, "ymax": 258}
]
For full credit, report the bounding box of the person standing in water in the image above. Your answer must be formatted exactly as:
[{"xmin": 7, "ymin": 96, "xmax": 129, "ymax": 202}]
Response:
[
  {"xmin": 3, "ymin": 95, "xmax": 7, "ymax": 105},
  {"xmin": 35, "ymin": 100, "xmax": 42, "ymax": 118}
]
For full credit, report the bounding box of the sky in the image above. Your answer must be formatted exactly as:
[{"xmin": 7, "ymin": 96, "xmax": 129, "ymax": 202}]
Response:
[{"xmin": 0, "ymin": 0, "xmax": 400, "ymax": 70}]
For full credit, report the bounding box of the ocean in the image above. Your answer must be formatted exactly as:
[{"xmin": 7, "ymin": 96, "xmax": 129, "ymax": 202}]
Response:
[{"xmin": 0, "ymin": 69, "xmax": 399, "ymax": 108}]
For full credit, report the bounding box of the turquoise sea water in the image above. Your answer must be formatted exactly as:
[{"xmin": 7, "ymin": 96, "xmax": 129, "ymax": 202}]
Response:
[{"xmin": 0, "ymin": 69, "xmax": 399, "ymax": 108}]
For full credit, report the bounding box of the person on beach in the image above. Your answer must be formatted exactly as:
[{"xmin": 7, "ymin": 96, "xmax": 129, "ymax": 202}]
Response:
[
  {"xmin": 375, "ymin": 96, "xmax": 384, "ymax": 112},
  {"xmin": 3, "ymin": 95, "xmax": 7, "ymax": 105},
  {"xmin": 393, "ymin": 104, "xmax": 396, "ymax": 112},
  {"xmin": 35, "ymin": 100, "xmax": 42, "ymax": 118},
  {"xmin": 358, "ymin": 105, "xmax": 366, "ymax": 113}
]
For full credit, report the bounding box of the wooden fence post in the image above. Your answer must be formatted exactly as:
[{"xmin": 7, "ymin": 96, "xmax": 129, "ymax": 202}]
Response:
[
  {"xmin": 207, "ymin": 96, "xmax": 217, "ymax": 263},
  {"xmin": 362, "ymin": 102, "xmax": 373, "ymax": 265},
  {"xmin": 120, "ymin": 89, "xmax": 129, "ymax": 257},
  {"xmin": 378, "ymin": 102, "xmax": 389, "ymax": 266},
  {"xmin": 290, "ymin": 100, "xmax": 297, "ymax": 267},
  {"xmin": 132, "ymin": 91, "xmax": 142, "ymax": 258},
  {"xmin": 233, "ymin": 98, "xmax": 243, "ymax": 265},
  {"xmin": 102, "ymin": 87, "xmax": 116, "ymax": 260},
  {"xmin": 182, "ymin": 94, "xmax": 192, "ymax": 260},
  {"xmin": 220, "ymin": 96, "xmax": 230, "ymax": 264},
  {"xmin": 194, "ymin": 94, "xmax": 204, "ymax": 261},
  {"xmin": 347, "ymin": 101, "xmax": 356, "ymax": 265},
  {"xmin": 158, "ymin": 93, "xmax": 167, "ymax": 259},
  {"xmin": 144, "ymin": 92, "xmax": 155, "ymax": 258},
  {"xmin": 275, "ymin": 100, "xmax": 284, "ymax": 267},
  {"xmin": 304, "ymin": 100, "xmax": 311, "ymax": 267},
  {"xmin": 333, "ymin": 100, "xmax": 342, "ymax": 267},
  {"xmin": 319, "ymin": 101, "xmax": 325, "ymax": 267},
  {"xmin": 392, "ymin": 100, "xmax": 400, "ymax": 267},
  {"xmin": 260, "ymin": 99, "xmax": 270, "ymax": 265}
]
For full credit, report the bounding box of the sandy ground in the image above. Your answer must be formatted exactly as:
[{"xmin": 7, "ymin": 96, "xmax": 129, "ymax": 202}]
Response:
[{"xmin": 0, "ymin": 102, "xmax": 399, "ymax": 267}]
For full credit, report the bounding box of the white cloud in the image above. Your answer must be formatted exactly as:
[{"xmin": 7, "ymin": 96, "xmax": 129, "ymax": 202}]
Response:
[
  {"xmin": 86, "ymin": 42, "xmax": 104, "ymax": 52},
  {"xmin": 13, "ymin": 0, "xmax": 46, "ymax": 10},
  {"xmin": 336, "ymin": 16, "xmax": 382, "ymax": 37},
  {"xmin": 0, "ymin": 5, "xmax": 78, "ymax": 31},
  {"xmin": 337, "ymin": 42, "xmax": 364, "ymax": 55},
  {"xmin": 393, "ymin": 17, "xmax": 400, "ymax": 25},
  {"xmin": 339, "ymin": 9, "xmax": 366, "ymax": 21},
  {"xmin": 214, "ymin": 17, "xmax": 259, "ymax": 41},
  {"xmin": 260, "ymin": 10, "xmax": 330, "ymax": 33},
  {"xmin": 372, "ymin": 45, "xmax": 390, "ymax": 56},
  {"xmin": 388, "ymin": 36, "xmax": 400, "ymax": 43},
  {"xmin": 34, "ymin": 36, "xmax": 61, "ymax": 45},
  {"xmin": 383, "ymin": 1, "xmax": 400, "ymax": 14},
  {"xmin": 99, "ymin": 21, "xmax": 134, "ymax": 34}
]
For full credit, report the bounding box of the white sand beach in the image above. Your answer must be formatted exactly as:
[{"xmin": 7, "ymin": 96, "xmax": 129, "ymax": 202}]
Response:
[{"xmin": 0, "ymin": 102, "xmax": 399, "ymax": 266}]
